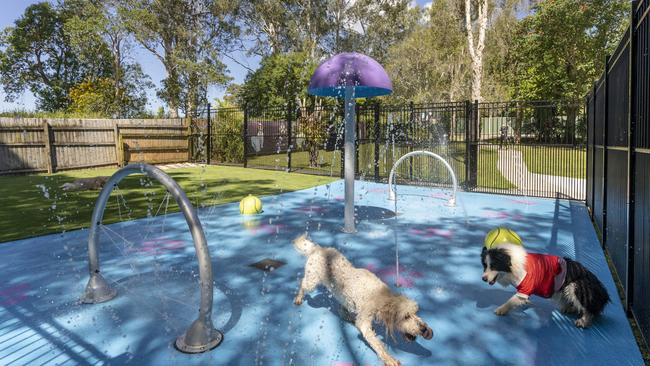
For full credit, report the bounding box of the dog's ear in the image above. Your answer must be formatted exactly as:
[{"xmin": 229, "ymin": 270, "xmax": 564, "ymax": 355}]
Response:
[
  {"xmin": 377, "ymin": 295, "xmax": 400, "ymax": 341},
  {"xmin": 488, "ymin": 248, "xmax": 512, "ymax": 272}
]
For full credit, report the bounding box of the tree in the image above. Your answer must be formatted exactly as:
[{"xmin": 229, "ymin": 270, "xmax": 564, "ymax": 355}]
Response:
[
  {"xmin": 0, "ymin": 2, "xmax": 103, "ymax": 111},
  {"xmin": 240, "ymin": 52, "xmax": 317, "ymax": 110},
  {"xmin": 65, "ymin": 0, "xmax": 151, "ymax": 117},
  {"xmin": 384, "ymin": 0, "xmax": 470, "ymax": 103},
  {"xmin": 240, "ymin": 0, "xmax": 289, "ymax": 56},
  {"xmin": 465, "ymin": 0, "xmax": 489, "ymax": 102},
  {"xmin": 509, "ymin": 0, "xmax": 628, "ymax": 139},
  {"xmin": 346, "ymin": 0, "xmax": 421, "ymax": 65},
  {"xmin": 120, "ymin": 0, "xmax": 239, "ymax": 117}
]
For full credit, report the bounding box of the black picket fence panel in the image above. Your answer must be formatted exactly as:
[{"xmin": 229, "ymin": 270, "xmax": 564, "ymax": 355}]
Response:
[
  {"xmin": 189, "ymin": 100, "xmax": 585, "ymax": 202},
  {"xmin": 585, "ymin": 0, "xmax": 650, "ymax": 350}
]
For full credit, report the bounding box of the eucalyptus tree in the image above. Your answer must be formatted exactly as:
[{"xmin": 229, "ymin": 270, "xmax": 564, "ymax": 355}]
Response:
[
  {"xmin": 0, "ymin": 2, "xmax": 104, "ymax": 111},
  {"xmin": 65, "ymin": 0, "xmax": 151, "ymax": 117},
  {"xmin": 508, "ymin": 0, "xmax": 629, "ymax": 139},
  {"xmin": 120, "ymin": 0, "xmax": 240, "ymax": 117}
]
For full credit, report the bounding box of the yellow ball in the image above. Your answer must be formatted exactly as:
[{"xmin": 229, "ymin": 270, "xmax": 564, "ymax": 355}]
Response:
[
  {"xmin": 240, "ymin": 194, "xmax": 262, "ymax": 215},
  {"xmin": 484, "ymin": 227, "xmax": 523, "ymax": 249}
]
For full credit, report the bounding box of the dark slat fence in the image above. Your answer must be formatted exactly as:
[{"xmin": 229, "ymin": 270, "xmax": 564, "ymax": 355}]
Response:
[{"xmin": 585, "ymin": 0, "xmax": 650, "ymax": 349}]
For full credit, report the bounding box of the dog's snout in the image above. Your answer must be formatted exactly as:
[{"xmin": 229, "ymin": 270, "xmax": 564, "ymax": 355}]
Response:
[
  {"xmin": 420, "ymin": 325, "xmax": 433, "ymax": 340},
  {"xmin": 482, "ymin": 275, "xmax": 488, "ymax": 282}
]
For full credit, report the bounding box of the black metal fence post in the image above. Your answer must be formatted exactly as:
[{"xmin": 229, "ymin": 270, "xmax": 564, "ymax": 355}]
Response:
[
  {"xmin": 355, "ymin": 103, "xmax": 360, "ymax": 177},
  {"xmin": 340, "ymin": 100, "xmax": 345, "ymax": 179},
  {"xmin": 625, "ymin": 0, "xmax": 638, "ymax": 314},
  {"xmin": 374, "ymin": 103, "xmax": 380, "ymax": 182},
  {"xmin": 206, "ymin": 103, "xmax": 212, "ymax": 165},
  {"xmin": 287, "ymin": 103, "xmax": 293, "ymax": 172},
  {"xmin": 243, "ymin": 105, "xmax": 248, "ymax": 168},
  {"xmin": 464, "ymin": 100, "xmax": 471, "ymax": 189},
  {"xmin": 409, "ymin": 101, "xmax": 414, "ymax": 180},
  {"xmin": 602, "ymin": 55, "xmax": 610, "ymax": 249},
  {"xmin": 467, "ymin": 100, "xmax": 479, "ymax": 190},
  {"xmin": 591, "ymin": 83, "xmax": 597, "ymax": 219}
]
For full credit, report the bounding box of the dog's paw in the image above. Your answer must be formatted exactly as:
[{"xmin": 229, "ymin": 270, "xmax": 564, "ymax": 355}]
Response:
[
  {"xmin": 494, "ymin": 305, "xmax": 509, "ymax": 316},
  {"xmin": 293, "ymin": 296, "xmax": 303, "ymax": 306},
  {"xmin": 575, "ymin": 318, "xmax": 591, "ymax": 328}
]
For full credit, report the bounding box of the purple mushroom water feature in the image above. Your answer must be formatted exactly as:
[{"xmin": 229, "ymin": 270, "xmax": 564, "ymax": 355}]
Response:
[{"xmin": 308, "ymin": 52, "xmax": 392, "ymax": 232}]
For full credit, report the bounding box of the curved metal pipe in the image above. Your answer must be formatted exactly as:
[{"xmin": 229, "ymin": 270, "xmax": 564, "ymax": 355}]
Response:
[
  {"xmin": 80, "ymin": 163, "xmax": 222, "ymax": 353},
  {"xmin": 388, "ymin": 150, "xmax": 458, "ymax": 206}
]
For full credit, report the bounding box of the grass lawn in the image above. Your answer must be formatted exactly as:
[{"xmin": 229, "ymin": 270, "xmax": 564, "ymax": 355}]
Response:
[
  {"xmin": 0, "ymin": 165, "xmax": 336, "ymax": 243},
  {"xmin": 477, "ymin": 147, "xmax": 517, "ymax": 190},
  {"xmin": 520, "ymin": 145, "xmax": 586, "ymax": 179}
]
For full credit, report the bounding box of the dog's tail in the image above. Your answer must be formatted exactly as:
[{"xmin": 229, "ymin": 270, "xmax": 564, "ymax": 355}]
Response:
[{"xmin": 293, "ymin": 234, "xmax": 318, "ymax": 256}]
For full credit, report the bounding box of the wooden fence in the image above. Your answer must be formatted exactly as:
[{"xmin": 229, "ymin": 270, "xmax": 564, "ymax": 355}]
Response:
[{"xmin": 0, "ymin": 117, "xmax": 189, "ymax": 174}]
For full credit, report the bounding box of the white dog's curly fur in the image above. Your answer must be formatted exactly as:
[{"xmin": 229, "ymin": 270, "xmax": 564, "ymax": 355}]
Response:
[{"xmin": 293, "ymin": 234, "xmax": 433, "ymax": 366}]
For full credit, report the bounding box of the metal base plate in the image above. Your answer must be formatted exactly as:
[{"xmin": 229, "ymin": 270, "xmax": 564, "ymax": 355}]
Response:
[
  {"xmin": 80, "ymin": 286, "xmax": 117, "ymax": 304},
  {"xmin": 175, "ymin": 330, "xmax": 223, "ymax": 354}
]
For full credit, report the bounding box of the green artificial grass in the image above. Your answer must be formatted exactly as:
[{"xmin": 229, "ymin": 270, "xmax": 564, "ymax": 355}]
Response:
[
  {"xmin": 520, "ymin": 145, "xmax": 586, "ymax": 179},
  {"xmin": 0, "ymin": 165, "xmax": 335, "ymax": 243}
]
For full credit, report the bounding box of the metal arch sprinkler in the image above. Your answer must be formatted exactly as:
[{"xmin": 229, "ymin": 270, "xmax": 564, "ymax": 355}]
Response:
[
  {"xmin": 308, "ymin": 52, "xmax": 393, "ymax": 233},
  {"xmin": 388, "ymin": 150, "xmax": 458, "ymax": 207},
  {"xmin": 80, "ymin": 163, "xmax": 223, "ymax": 354}
]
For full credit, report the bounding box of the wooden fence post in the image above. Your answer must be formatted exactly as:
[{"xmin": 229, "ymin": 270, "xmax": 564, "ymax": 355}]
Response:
[
  {"xmin": 42, "ymin": 120, "xmax": 54, "ymax": 174},
  {"xmin": 113, "ymin": 124, "xmax": 122, "ymax": 167}
]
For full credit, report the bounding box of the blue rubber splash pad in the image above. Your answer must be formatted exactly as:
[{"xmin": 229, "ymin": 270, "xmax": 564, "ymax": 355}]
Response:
[{"xmin": 0, "ymin": 181, "xmax": 643, "ymax": 365}]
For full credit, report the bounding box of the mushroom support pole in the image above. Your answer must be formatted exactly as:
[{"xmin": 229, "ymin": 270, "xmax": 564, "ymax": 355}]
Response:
[
  {"xmin": 388, "ymin": 151, "xmax": 458, "ymax": 206},
  {"xmin": 80, "ymin": 163, "xmax": 222, "ymax": 354},
  {"xmin": 343, "ymin": 86, "xmax": 356, "ymax": 233}
]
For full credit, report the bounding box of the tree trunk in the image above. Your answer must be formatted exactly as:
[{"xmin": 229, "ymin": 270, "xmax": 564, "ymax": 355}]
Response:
[
  {"xmin": 565, "ymin": 104, "xmax": 577, "ymax": 144},
  {"xmin": 465, "ymin": 0, "xmax": 488, "ymax": 102}
]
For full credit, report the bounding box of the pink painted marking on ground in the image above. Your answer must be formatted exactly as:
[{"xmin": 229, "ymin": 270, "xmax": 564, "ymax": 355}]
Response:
[
  {"xmin": 365, "ymin": 187, "xmax": 388, "ymax": 193},
  {"xmin": 430, "ymin": 192, "xmax": 449, "ymax": 199},
  {"xmin": 509, "ymin": 199, "xmax": 538, "ymax": 206},
  {"xmin": 296, "ymin": 205, "xmax": 326, "ymax": 213},
  {"xmin": 408, "ymin": 227, "xmax": 453, "ymax": 239},
  {"xmin": 130, "ymin": 237, "xmax": 185, "ymax": 255},
  {"xmin": 481, "ymin": 210, "xmax": 524, "ymax": 221},
  {"xmin": 0, "ymin": 283, "xmax": 30, "ymax": 306},
  {"xmin": 333, "ymin": 196, "xmax": 345, "ymax": 201},
  {"xmin": 249, "ymin": 224, "xmax": 286, "ymax": 235},
  {"xmin": 365, "ymin": 264, "xmax": 424, "ymax": 289}
]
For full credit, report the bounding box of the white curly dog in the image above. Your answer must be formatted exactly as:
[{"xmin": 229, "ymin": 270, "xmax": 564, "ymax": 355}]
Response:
[{"xmin": 293, "ymin": 234, "xmax": 433, "ymax": 366}]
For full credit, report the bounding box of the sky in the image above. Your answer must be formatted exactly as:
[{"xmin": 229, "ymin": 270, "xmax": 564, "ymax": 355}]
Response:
[{"xmin": 0, "ymin": 0, "xmax": 432, "ymax": 113}]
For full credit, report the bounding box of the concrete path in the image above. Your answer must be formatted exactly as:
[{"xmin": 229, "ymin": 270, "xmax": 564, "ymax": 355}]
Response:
[{"xmin": 496, "ymin": 148, "xmax": 585, "ymax": 199}]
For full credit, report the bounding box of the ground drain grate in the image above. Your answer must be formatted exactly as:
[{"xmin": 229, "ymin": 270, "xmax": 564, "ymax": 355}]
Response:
[{"xmin": 249, "ymin": 258, "xmax": 286, "ymax": 272}]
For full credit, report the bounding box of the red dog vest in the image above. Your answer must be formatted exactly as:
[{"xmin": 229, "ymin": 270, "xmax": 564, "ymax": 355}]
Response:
[{"xmin": 516, "ymin": 253, "xmax": 567, "ymax": 298}]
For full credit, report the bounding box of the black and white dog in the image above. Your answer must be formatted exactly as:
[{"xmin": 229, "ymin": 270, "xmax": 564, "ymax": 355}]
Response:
[{"xmin": 481, "ymin": 243, "xmax": 610, "ymax": 328}]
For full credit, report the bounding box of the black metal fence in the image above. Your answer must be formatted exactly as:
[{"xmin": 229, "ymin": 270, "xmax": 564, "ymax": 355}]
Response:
[
  {"xmin": 585, "ymin": 0, "xmax": 650, "ymax": 349},
  {"xmin": 190, "ymin": 99, "xmax": 586, "ymax": 200}
]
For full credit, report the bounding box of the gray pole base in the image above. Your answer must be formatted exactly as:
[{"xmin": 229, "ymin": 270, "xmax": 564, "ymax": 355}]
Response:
[
  {"xmin": 175, "ymin": 319, "xmax": 224, "ymax": 353},
  {"xmin": 80, "ymin": 272, "xmax": 117, "ymax": 304}
]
